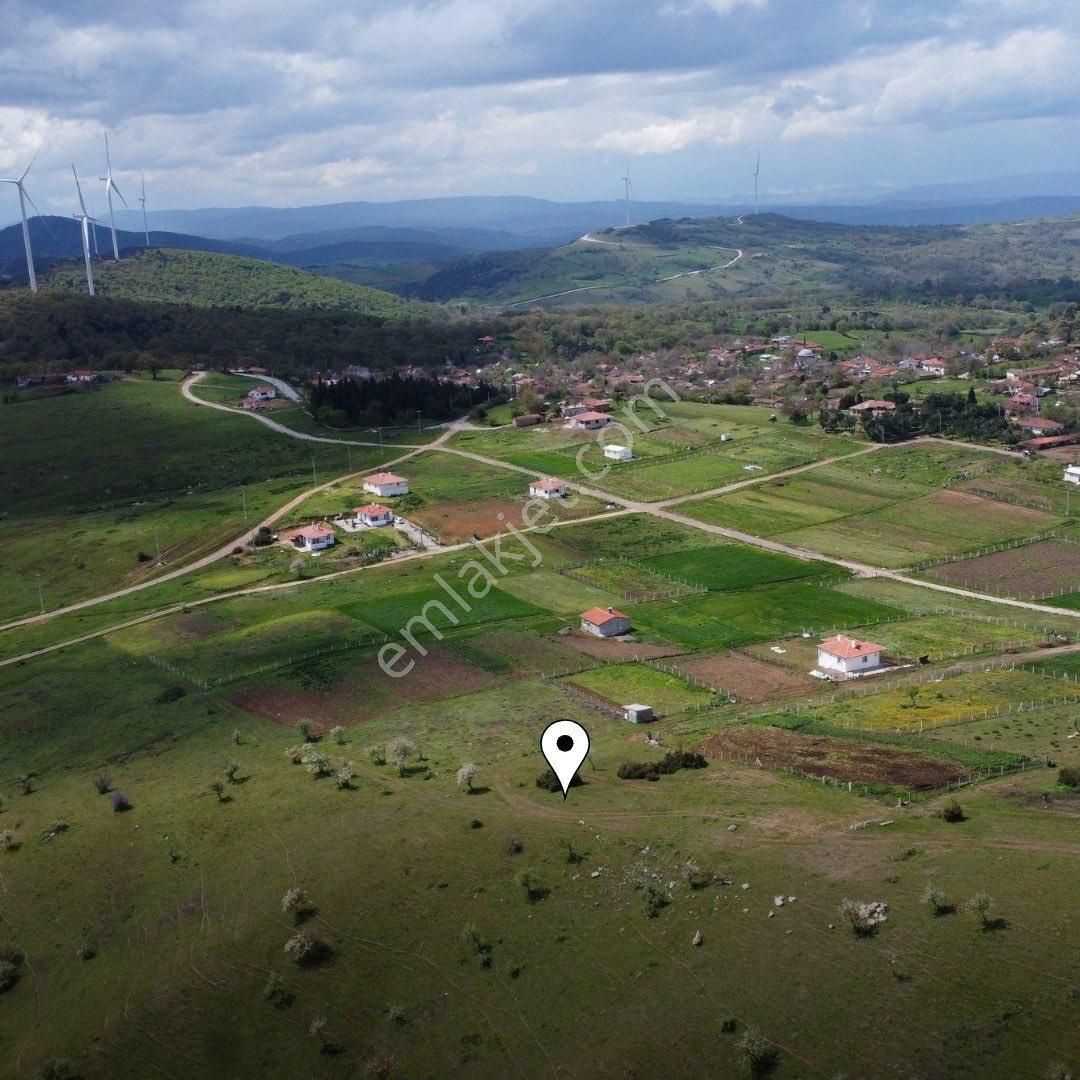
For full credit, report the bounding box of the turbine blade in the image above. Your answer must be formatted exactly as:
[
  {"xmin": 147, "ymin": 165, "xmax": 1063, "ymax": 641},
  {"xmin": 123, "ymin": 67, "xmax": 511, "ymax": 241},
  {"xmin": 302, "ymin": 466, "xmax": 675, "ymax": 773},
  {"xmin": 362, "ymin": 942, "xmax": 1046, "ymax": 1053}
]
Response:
[
  {"xmin": 20, "ymin": 142, "xmax": 44, "ymax": 183},
  {"xmin": 112, "ymin": 183, "xmax": 128, "ymax": 206},
  {"xmin": 23, "ymin": 189, "xmax": 58, "ymax": 242},
  {"xmin": 72, "ymin": 164, "xmax": 88, "ymax": 216},
  {"xmin": 104, "ymin": 130, "xmax": 112, "ymax": 175}
]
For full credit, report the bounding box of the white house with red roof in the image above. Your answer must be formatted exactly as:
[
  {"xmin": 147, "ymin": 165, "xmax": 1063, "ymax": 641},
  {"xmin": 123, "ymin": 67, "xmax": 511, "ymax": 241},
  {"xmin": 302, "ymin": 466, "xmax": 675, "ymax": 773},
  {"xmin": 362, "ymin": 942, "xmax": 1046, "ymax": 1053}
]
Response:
[
  {"xmin": 284, "ymin": 522, "xmax": 336, "ymax": 553},
  {"xmin": 816, "ymin": 635, "xmax": 885, "ymax": 677},
  {"xmin": 847, "ymin": 399, "xmax": 896, "ymax": 416},
  {"xmin": 354, "ymin": 503, "xmax": 394, "ymax": 527},
  {"xmin": 581, "ymin": 606, "xmax": 632, "ymax": 638},
  {"xmin": 571, "ymin": 410, "xmax": 612, "ymax": 430},
  {"xmin": 247, "ymin": 385, "xmax": 277, "ymax": 401},
  {"xmin": 529, "ymin": 478, "xmax": 566, "ymax": 499},
  {"xmin": 363, "ymin": 471, "xmax": 410, "ymax": 497}
]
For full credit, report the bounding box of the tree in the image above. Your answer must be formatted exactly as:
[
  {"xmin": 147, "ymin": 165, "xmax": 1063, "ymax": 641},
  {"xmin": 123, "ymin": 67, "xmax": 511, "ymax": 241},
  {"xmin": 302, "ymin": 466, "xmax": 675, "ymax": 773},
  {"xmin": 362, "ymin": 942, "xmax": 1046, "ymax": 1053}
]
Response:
[
  {"xmin": 282, "ymin": 886, "xmax": 313, "ymax": 923},
  {"xmin": 309, "ymin": 1015, "xmax": 331, "ymax": 1052},
  {"xmin": 921, "ymin": 883, "xmax": 952, "ymax": 916},
  {"xmin": 302, "ymin": 749, "xmax": 331, "ymax": 778},
  {"xmin": 738, "ymin": 1027, "xmax": 779, "ymax": 1077},
  {"xmin": 209, "ymin": 780, "xmax": 226, "ymax": 802},
  {"xmin": 92, "ymin": 772, "xmax": 112, "ymax": 794},
  {"xmin": 457, "ymin": 762, "xmax": 479, "ymax": 792},
  {"xmin": 966, "ymin": 891, "xmax": 997, "ymax": 930},
  {"xmin": 330, "ymin": 725, "xmax": 346, "ymax": 745},
  {"xmin": 335, "ymin": 761, "xmax": 355, "ymax": 789},
  {"xmin": 223, "ymin": 761, "xmax": 240, "ymax": 783},
  {"xmin": 388, "ymin": 736, "xmax": 417, "ymax": 777}
]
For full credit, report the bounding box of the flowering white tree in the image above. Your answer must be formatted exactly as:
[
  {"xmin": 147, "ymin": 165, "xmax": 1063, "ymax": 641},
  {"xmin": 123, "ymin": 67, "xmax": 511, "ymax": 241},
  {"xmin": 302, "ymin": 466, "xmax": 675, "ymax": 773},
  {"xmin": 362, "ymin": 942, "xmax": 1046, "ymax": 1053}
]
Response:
[{"xmin": 457, "ymin": 762, "xmax": 479, "ymax": 792}]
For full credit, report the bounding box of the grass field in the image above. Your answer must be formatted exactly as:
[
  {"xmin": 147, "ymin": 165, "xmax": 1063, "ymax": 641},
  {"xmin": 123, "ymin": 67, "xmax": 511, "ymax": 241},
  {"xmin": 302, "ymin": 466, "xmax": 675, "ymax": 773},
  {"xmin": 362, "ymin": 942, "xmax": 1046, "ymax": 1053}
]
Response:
[
  {"xmin": 0, "ymin": 374, "xmax": 399, "ymax": 623},
  {"xmin": 1, "ymin": 385, "xmax": 1079, "ymax": 1078},
  {"xmin": 922, "ymin": 538, "xmax": 1080, "ymax": 598}
]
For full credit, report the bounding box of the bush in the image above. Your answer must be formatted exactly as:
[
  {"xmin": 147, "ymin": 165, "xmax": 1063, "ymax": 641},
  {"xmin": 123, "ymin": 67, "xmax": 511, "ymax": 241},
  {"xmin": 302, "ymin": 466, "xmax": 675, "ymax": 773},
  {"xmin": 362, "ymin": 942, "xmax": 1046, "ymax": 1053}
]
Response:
[
  {"xmin": 109, "ymin": 791, "xmax": 132, "ymax": 812},
  {"xmin": 940, "ymin": 798, "xmax": 965, "ymax": 823},
  {"xmin": 738, "ymin": 1028, "xmax": 779, "ymax": 1077},
  {"xmin": 535, "ymin": 769, "xmax": 582, "ymax": 792},
  {"xmin": 91, "ymin": 772, "xmax": 112, "ymax": 795},
  {"xmin": 283, "ymin": 929, "xmax": 331, "ymax": 967},
  {"xmin": 155, "ymin": 685, "xmax": 186, "ymax": 704},
  {"xmin": 35, "ymin": 1059, "xmax": 77, "ymax": 1080},
  {"xmin": 0, "ymin": 957, "xmax": 20, "ymax": 994},
  {"xmin": 1058, "ymin": 766, "xmax": 1080, "ymax": 788},
  {"xmin": 617, "ymin": 749, "xmax": 708, "ymax": 781},
  {"xmin": 253, "ymin": 526, "xmax": 274, "ymax": 547}
]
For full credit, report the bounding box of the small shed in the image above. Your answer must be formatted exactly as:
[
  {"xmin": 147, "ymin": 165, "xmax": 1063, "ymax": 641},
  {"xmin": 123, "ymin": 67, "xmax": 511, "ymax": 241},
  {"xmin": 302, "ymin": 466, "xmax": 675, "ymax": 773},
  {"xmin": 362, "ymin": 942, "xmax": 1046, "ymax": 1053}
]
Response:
[
  {"xmin": 603, "ymin": 444, "xmax": 633, "ymax": 461},
  {"xmin": 624, "ymin": 703, "xmax": 654, "ymax": 724}
]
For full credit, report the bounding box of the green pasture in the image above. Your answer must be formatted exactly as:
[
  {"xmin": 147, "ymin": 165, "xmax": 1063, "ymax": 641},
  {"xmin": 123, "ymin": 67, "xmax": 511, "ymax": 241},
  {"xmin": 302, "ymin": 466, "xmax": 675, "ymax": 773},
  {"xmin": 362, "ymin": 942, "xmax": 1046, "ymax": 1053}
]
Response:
[{"xmin": 567, "ymin": 662, "xmax": 715, "ymax": 714}]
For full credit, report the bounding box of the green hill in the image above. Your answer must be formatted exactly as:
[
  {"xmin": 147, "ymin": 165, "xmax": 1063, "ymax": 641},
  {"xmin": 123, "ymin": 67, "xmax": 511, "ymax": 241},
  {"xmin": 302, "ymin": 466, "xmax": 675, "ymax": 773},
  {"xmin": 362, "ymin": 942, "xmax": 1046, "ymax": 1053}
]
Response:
[
  {"xmin": 416, "ymin": 212, "xmax": 1080, "ymax": 307},
  {"xmin": 44, "ymin": 248, "xmax": 417, "ymax": 317}
]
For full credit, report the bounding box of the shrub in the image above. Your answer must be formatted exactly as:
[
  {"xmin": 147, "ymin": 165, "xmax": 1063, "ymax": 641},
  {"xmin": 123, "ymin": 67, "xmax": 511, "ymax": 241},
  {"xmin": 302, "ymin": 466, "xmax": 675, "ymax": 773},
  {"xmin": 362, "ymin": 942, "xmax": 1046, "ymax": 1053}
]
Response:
[
  {"xmin": 680, "ymin": 858, "xmax": 711, "ymax": 890},
  {"xmin": 1, "ymin": 828, "xmax": 19, "ymax": 851},
  {"xmin": 109, "ymin": 791, "xmax": 132, "ymax": 812},
  {"xmin": 469, "ymin": 819, "xmax": 484, "ymax": 829},
  {"xmin": 535, "ymin": 769, "xmax": 582, "ymax": 792},
  {"xmin": 1059, "ymin": 766, "xmax": 1080, "ymax": 789},
  {"xmin": 263, "ymin": 970, "xmax": 294, "ymax": 1009},
  {"xmin": 209, "ymin": 780, "xmax": 226, "ymax": 802},
  {"xmin": 738, "ymin": 1028, "xmax": 779, "ymax": 1077},
  {"xmin": 457, "ymin": 762, "xmax": 479, "ymax": 791},
  {"xmin": 618, "ymin": 749, "xmax": 708, "ymax": 781},
  {"xmin": 296, "ymin": 719, "xmax": 313, "ymax": 741},
  {"xmin": 0, "ymin": 957, "xmax": 20, "ymax": 994},
  {"xmin": 921, "ymin": 883, "xmax": 953, "ymax": 916},
  {"xmin": 253, "ymin": 525, "xmax": 274, "ymax": 547},
  {"xmin": 388, "ymin": 736, "xmax": 418, "ymax": 776},
  {"xmin": 517, "ymin": 868, "xmax": 549, "ymax": 903},
  {"xmin": 17, "ymin": 774, "xmax": 33, "ymax": 795},
  {"xmin": 91, "ymin": 772, "xmax": 112, "ymax": 795},
  {"xmin": 35, "ymin": 1059, "xmax": 77, "ymax": 1080},
  {"xmin": 301, "ymin": 749, "xmax": 332, "ymax": 778},
  {"xmin": 284, "ymin": 929, "xmax": 331, "ymax": 967},
  {"xmin": 282, "ymin": 886, "xmax": 313, "ymax": 922},
  {"xmin": 368, "ymin": 745, "xmax": 386, "ymax": 766},
  {"xmin": 285, "ymin": 744, "xmax": 309, "ymax": 764},
  {"xmin": 461, "ymin": 924, "xmax": 493, "ymax": 968},
  {"xmin": 155, "ymin": 685, "xmax": 186, "ymax": 704},
  {"xmin": 223, "ymin": 761, "xmax": 240, "ymax": 782},
  {"xmin": 965, "ymin": 891, "xmax": 997, "ymax": 930},
  {"xmin": 335, "ymin": 761, "xmax": 355, "ymax": 789},
  {"xmin": 640, "ymin": 883, "xmax": 669, "ymax": 919},
  {"xmin": 940, "ymin": 798, "xmax": 965, "ymax": 823},
  {"xmin": 330, "ymin": 725, "xmax": 346, "ymax": 745}
]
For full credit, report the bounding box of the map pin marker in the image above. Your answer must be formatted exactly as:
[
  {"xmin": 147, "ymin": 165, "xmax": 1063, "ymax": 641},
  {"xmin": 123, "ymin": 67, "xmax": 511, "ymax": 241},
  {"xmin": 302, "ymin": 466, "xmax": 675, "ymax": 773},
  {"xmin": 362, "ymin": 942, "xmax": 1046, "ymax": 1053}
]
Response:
[{"xmin": 540, "ymin": 720, "xmax": 590, "ymax": 799}]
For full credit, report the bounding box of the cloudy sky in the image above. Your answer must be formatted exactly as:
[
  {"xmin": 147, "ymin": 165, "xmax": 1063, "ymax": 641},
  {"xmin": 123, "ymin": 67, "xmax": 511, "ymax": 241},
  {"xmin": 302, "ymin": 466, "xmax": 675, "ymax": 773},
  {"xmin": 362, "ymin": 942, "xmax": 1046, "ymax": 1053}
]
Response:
[{"xmin": 1, "ymin": 0, "xmax": 1078, "ymax": 216}]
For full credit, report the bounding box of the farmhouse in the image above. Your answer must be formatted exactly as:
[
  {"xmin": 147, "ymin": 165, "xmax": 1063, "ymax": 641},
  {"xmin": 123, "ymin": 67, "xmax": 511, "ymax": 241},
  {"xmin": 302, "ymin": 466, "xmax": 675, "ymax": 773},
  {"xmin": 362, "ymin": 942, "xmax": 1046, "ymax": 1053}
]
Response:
[
  {"xmin": 247, "ymin": 385, "xmax": 277, "ymax": 401},
  {"xmin": 603, "ymin": 444, "xmax": 633, "ymax": 461},
  {"xmin": 571, "ymin": 411, "xmax": 612, "ymax": 430},
  {"xmin": 354, "ymin": 503, "xmax": 394, "ymax": 527},
  {"xmin": 816, "ymin": 635, "xmax": 885, "ymax": 678},
  {"xmin": 363, "ymin": 471, "xmax": 410, "ymax": 497},
  {"xmin": 514, "ymin": 413, "xmax": 542, "ymax": 427},
  {"xmin": 581, "ymin": 606, "xmax": 631, "ymax": 638},
  {"xmin": 66, "ymin": 369, "xmax": 98, "ymax": 383},
  {"xmin": 529, "ymin": 478, "xmax": 566, "ymax": 499},
  {"xmin": 284, "ymin": 523, "xmax": 336, "ymax": 553},
  {"xmin": 1015, "ymin": 416, "xmax": 1064, "ymax": 436},
  {"xmin": 1064, "ymin": 465, "xmax": 1080, "ymax": 485}
]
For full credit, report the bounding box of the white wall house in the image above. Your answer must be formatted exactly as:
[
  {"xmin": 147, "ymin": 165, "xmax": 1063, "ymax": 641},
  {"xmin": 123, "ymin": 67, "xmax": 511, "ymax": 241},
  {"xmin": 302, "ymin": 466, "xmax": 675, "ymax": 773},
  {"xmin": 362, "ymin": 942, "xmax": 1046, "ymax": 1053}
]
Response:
[
  {"xmin": 354, "ymin": 503, "xmax": 394, "ymax": 527},
  {"xmin": 816, "ymin": 635, "xmax": 884, "ymax": 677},
  {"xmin": 529, "ymin": 478, "xmax": 566, "ymax": 499},
  {"xmin": 287, "ymin": 523, "xmax": 336, "ymax": 552},
  {"xmin": 1064, "ymin": 465, "xmax": 1080, "ymax": 485},
  {"xmin": 603, "ymin": 444, "xmax": 633, "ymax": 461},
  {"xmin": 581, "ymin": 606, "xmax": 632, "ymax": 638},
  {"xmin": 571, "ymin": 411, "xmax": 611, "ymax": 431},
  {"xmin": 247, "ymin": 385, "xmax": 277, "ymax": 400},
  {"xmin": 363, "ymin": 472, "xmax": 410, "ymax": 498}
]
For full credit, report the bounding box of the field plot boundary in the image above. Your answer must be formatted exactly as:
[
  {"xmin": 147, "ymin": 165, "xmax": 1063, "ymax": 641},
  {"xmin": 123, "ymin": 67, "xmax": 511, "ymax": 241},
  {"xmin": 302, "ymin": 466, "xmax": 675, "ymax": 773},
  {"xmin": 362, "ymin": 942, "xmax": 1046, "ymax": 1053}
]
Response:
[
  {"xmin": 557, "ymin": 555, "xmax": 708, "ymax": 602},
  {"xmin": 910, "ymin": 529, "xmax": 1072, "ymax": 573}
]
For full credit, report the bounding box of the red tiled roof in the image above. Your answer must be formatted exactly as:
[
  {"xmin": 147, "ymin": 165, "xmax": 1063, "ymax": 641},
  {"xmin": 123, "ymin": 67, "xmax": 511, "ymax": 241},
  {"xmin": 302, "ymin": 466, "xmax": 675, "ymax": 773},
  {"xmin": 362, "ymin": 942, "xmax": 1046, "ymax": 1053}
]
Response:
[
  {"xmin": 573, "ymin": 411, "xmax": 611, "ymax": 423},
  {"xmin": 581, "ymin": 606, "xmax": 629, "ymax": 626},
  {"xmin": 288, "ymin": 523, "xmax": 334, "ymax": 541},
  {"xmin": 355, "ymin": 503, "xmax": 393, "ymax": 516},
  {"xmin": 365, "ymin": 472, "xmax": 407, "ymax": 484},
  {"xmin": 530, "ymin": 478, "xmax": 565, "ymax": 491},
  {"xmin": 819, "ymin": 635, "xmax": 883, "ymax": 660},
  {"xmin": 848, "ymin": 399, "xmax": 896, "ymax": 412}
]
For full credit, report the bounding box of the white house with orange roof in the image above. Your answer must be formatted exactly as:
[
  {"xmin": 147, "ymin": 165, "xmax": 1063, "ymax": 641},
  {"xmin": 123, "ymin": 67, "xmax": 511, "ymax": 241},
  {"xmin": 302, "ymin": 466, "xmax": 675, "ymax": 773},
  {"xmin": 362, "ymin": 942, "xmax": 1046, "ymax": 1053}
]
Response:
[
  {"xmin": 581, "ymin": 606, "xmax": 632, "ymax": 638},
  {"xmin": 529, "ymin": 478, "xmax": 566, "ymax": 499},
  {"xmin": 354, "ymin": 503, "xmax": 394, "ymax": 527},
  {"xmin": 570, "ymin": 410, "xmax": 611, "ymax": 431},
  {"xmin": 363, "ymin": 471, "xmax": 410, "ymax": 498},
  {"xmin": 247, "ymin": 385, "xmax": 277, "ymax": 401},
  {"xmin": 816, "ymin": 635, "xmax": 885, "ymax": 677},
  {"xmin": 284, "ymin": 522, "xmax": 336, "ymax": 553}
]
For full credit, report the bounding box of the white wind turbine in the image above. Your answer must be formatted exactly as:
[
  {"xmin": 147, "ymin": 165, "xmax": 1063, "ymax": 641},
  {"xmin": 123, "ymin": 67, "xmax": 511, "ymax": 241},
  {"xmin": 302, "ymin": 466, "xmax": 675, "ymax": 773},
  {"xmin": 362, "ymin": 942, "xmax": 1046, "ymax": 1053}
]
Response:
[
  {"xmin": 99, "ymin": 131, "xmax": 127, "ymax": 259},
  {"xmin": 72, "ymin": 165, "xmax": 101, "ymax": 296},
  {"xmin": 138, "ymin": 171, "xmax": 150, "ymax": 246},
  {"xmin": 1, "ymin": 146, "xmax": 45, "ymax": 293},
  {"xmin": 622, "ymin": 162, "xmax": 632, "ymax": 228},
  {"xmin": 753, "ymin": 151, "xmax": 761, "ymax": 215}
]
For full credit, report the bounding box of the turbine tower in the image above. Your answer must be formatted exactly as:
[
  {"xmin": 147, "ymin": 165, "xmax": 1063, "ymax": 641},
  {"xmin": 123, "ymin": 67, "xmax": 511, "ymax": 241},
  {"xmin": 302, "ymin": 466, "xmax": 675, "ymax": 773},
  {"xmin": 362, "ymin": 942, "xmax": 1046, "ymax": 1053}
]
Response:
[
  {"xmin": 622, "ymin": 163, "xmax": 632, "ymax": 228},
  {"xmin": 753, "ymin": 151, "xmax": 761, "ymax": 215},
  {"xmin": 72, "ymin": 165, "xmax": 98, "ymax": 296},
  {"xmin": 1, "ymin": 147, "xmax": 45, "ymax": 293},
  {"xmin": 99, "ymin": 131, "xmax": 127, "ymax": 260},
  {"xmin": 139, "ymin": 171, "xmax": 149, "ymax": 246}
]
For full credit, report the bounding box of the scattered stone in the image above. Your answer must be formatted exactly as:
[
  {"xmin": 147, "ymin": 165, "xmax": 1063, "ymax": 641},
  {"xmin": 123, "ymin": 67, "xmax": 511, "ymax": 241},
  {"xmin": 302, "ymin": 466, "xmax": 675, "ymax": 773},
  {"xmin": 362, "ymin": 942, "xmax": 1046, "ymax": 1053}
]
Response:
[
  {"xmin": 741, "ymin": 882, "xmax": 750, "ymax": 890},
  {"xmin": 773, "ymin": 896, "xmax": 785, "ymax": 907},
  {"xmin": 590, "ymin": 870, "xmax": 601, "ymax": 878},
  {"xmin": 727, "ymin": 824, "xmax": 737, "ymax": 832},
  {"xmin": 743, "ymin": 908, "xmax": 750, "ymax": 914},
  {"xmin": 787, "ymin": 896, "xmax": 796, "ymax": 903},
  {"xmin": 767, "ymin": 911, "xmax": 775, "ymax": 919},
  {"xmin": 828, "ymin": 924, "xmax": 835, "ymax": 930},
  {"xmin": 786, "ymin": 929, "xmax": 793, "ymax": 935},
  {"xmin": 692, "ymin": 929, "xmax": 703, "ymax": 947}
]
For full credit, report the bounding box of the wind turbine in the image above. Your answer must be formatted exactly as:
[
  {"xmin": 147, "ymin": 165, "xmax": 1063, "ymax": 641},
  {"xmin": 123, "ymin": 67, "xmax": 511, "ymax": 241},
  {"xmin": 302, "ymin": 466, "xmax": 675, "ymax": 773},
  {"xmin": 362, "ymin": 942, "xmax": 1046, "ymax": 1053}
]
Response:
[
  {"xmin": 138, "ymin": 171, "xmax": 150, "ymax": 246},
  {"xmin": 99, "ymin": 131, "xmax": 127, "ymax": 260},
  {"xmin": 1, "ymin": 147, "xmax": 45, "ymax": 293},
  {"xmin": 622, "ymin": 162, "xmax": 632, "ymax": 228},
  {"xmin": 753, "ymin": 151, "xmax": 761, "ymax": 215},
  {"xmin": 72, "ymin": 165, "xmax": 100, "ymax": 296}
]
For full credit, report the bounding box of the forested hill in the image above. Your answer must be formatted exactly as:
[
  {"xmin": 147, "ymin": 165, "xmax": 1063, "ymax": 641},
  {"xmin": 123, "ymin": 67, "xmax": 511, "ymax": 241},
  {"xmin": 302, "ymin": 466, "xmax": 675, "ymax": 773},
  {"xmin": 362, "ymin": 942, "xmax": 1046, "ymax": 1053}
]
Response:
[
  {"xmin": 42, "ymin": 249, "xmax": 419, "ymax": 317},
  {"xmin": 414, "ymin": 211, "xmax": 1080, "ymax": 307}
]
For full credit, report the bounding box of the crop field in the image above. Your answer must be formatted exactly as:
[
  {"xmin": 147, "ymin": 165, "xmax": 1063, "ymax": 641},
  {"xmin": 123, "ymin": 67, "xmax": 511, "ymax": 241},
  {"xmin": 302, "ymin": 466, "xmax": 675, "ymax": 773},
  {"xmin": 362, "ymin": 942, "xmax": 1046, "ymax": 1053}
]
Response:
[
  {"xmin": 567, "ymin": 661, "xmax": 715, "ymax": 715},
  {"xmin": 630, "ymin": 581, "xmax": 901, "ymax": 650},
  {"xmin": 557, "ymin": 557, "xmax": 704, "ymax": 602},
  {"xmin": 670, "ymin": 649, "xmax": 819, "ymax": 703},
  {"xmin": 922, "ymin": 538, "xmax": 1080, "ymax": 598},
  {"xmin": 924, "ymin": 700, "xmax": 1080, "ymax": 760},
  {"xmin": 768, "ymin": 667, "xmax": 1080, "ymax": 733},
  {"xmin": 699, "ymin": 723, "xmax": 981, "ymax": 790},
  {"xmin": 639, "ymin": 543, "xmax": 832, "ymax": 591}
]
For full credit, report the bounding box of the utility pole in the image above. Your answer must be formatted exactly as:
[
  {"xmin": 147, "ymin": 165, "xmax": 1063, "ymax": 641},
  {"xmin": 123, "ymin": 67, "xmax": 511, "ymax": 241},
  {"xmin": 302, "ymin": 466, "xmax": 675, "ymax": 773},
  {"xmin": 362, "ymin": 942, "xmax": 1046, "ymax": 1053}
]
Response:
[
  {"xmin": 347, "ymin": 444, "xmax": 352, "ymax": 472},
  {"xmin": 311, "ymin": 455, "xmax": 317, "ymax": 485},
  {"xmin": 155, "ymin": 529, "xmax": 163, "ymax": 566},
  {"xmin": 35, "ymin": 575, "xmax": 44, "ymax": 614},
  {"xmin": 416, "ymin": 409, "xmax": 422, "ymax": 435},
  {"xmin": 241, "ymin": 485, "xmax": 248, "ymax": 526}
]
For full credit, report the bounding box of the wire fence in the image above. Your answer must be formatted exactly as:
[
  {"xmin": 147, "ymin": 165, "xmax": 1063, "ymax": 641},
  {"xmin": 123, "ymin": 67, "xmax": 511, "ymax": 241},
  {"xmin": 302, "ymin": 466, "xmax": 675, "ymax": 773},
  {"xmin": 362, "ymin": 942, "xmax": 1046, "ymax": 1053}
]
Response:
[
  {"xmin": 557, "ymin": 554, "xmax": 707, "ymax": 602},
  {"xmin": 908, "ymin": 530, "xmax": 1065, "ymax": 573}
]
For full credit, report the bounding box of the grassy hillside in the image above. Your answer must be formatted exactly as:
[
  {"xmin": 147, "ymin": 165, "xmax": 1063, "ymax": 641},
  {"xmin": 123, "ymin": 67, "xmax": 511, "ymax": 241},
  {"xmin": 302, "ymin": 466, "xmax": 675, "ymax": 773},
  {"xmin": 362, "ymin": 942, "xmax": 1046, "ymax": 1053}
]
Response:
[
  {"xmin": 43, "ymin": 248, "xmax": 416, "ymax": 317},
  {"xmin": 417, "ymin": 211, "xmax": 1080, "ymax": 307}
]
